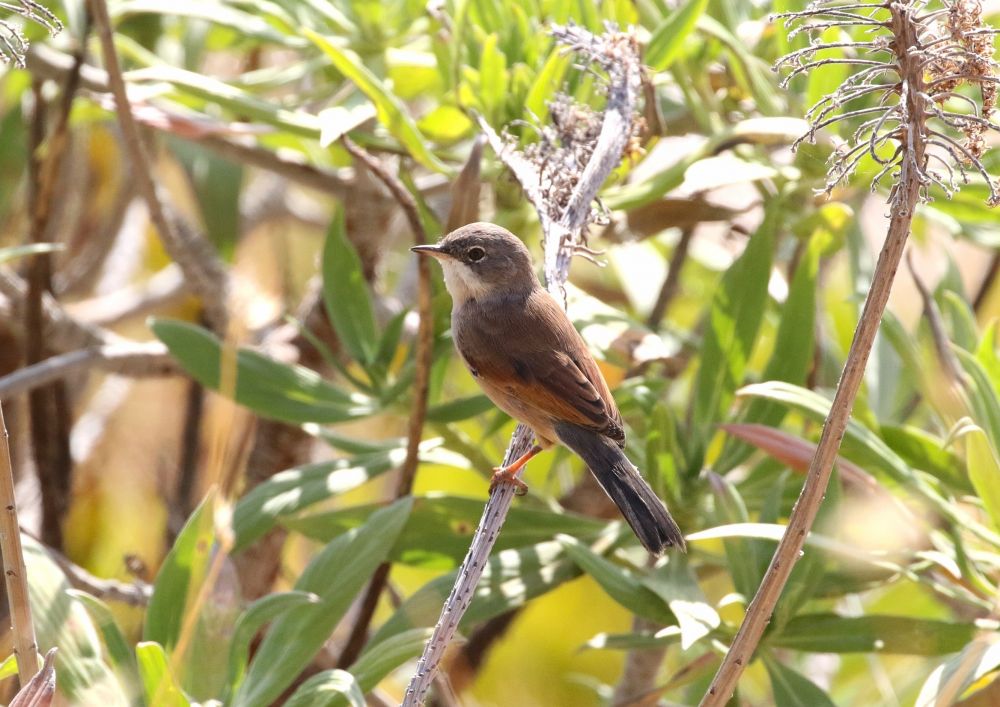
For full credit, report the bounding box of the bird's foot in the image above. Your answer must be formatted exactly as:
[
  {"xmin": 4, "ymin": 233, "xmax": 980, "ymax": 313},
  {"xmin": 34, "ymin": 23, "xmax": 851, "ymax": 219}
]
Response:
[{"xmin": 490, "ymin": 466, "xmax": 529, "ymax": 496}]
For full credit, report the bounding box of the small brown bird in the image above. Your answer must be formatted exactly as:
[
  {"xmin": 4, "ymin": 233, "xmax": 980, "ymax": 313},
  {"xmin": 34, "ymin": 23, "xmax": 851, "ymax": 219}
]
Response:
[{"xmin": 413, "ymin": 223, "xmax": 685, "ymax": 554}]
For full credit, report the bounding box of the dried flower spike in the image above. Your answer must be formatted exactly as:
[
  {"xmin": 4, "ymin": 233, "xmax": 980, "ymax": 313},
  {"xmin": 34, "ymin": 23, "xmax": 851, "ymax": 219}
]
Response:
[
  {"xmin": 0, "ymin": 0, "xmax": 62, "ymax": 67},
  {"xmin": 774, "ymin": 0, "xmax": 1000, "ymax": 207}
]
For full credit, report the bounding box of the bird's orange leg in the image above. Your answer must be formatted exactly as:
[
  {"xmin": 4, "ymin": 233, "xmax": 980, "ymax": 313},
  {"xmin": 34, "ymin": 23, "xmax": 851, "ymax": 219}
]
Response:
[{"xmin": 490, "ymin": 444, "xmax": 544, "ymax": 496}]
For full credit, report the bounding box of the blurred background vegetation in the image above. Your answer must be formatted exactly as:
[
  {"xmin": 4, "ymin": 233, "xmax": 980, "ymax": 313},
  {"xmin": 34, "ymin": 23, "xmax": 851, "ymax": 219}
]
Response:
[{"xmin": 0, "ymin": 0, "xmax": 999, "ymax": 705}]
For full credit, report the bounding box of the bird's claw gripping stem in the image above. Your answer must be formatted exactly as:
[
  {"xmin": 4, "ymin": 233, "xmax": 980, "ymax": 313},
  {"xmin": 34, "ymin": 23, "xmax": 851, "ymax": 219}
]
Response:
[{"xmin": 489, "ymin": 444, "xmax": 543, "ymax": 496}]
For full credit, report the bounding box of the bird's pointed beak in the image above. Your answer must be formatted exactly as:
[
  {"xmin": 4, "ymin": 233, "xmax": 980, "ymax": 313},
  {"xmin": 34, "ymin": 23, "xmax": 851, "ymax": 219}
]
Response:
[{"xmin": 411, "ymin": 244, "xmax": 450, "ymax": 259}]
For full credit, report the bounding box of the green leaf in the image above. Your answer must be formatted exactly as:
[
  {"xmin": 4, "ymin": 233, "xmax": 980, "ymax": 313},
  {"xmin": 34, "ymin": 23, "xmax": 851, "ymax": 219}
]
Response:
[
  {"xmin": 370, "ymin": 540, "xmax": 579, "ymax": 646},
  {"xmin": 644, "ymin": 0, "xmax": 707, "ymax": 71},
  {"xmin": 284, "ymin": 669, "xmax": 365, "ymax": 707},
  {"xmin": 285, "ymin": 495, "xmax": 606, "ymax": 569},
  {"xmin": 962, "ymin": 425, "xmax": 1000, "ymax": 531},
  {"xmin": 304, "ymin": 29, "xmax": 450, "ymax": 174},
  {"xmin": 113, "ymin": 0, "xmax": 300, "ymax": 46},
  {"xmin": 322, "ymin": 208, "xmax": 379, "ymax": 365},
  {"xmin": 351, "ymin": 628, "xmax": 433, "ymax": 688},
  {"xmin": 770, "ymin": 614, "xmax": 975, "ymax": 655},
  {"xmin": 763, "ymin": 653, "xmax": 836, "ymax": 707},
  {"xmin": 136, "ymin": 642, "xmax": 191, "ymax": 707},
  {"xmin": 879, "ymin": 424, "xmax": 969, "ymax": 492},
  {"xmin": 719, "ymin": 225, "xmax": 820, "ymax": 470},
  {"xmin": 128, "ymin": 66, "xmax": 321, "ymax": 137},
  {"xmin": 22, "ymin": 536, "xmax": 127, "ymax": 704},
  {"xmin": 525, "ymin": 48, "xmax": 572, "ymax": 119},
  {"xmin": 692, "ymin": 204, "xmax": 776, "ymax": 435},
  {"xmin": 144, "ymin": 493, "xmax": 216, "ymax": 650},
  {"xmin": 0, "ymin": 655, "xmax": 14, "ymax": 682},
  {"xmin": 916, "ymin": 639, "xmax": 1000, "ymax": 706},
  {"xmin": 642, "ymin": 554, "xmax": 719, "ymax": 650},
  {"xmin": 558, "ymin": 535, "xmax": 674, "ymax": 624},
  {"xmin": 425, "ymin": 394, "xmax": 495, "ymax": 423},
  {"xmin": 225, "ymin": 591, "xmax": 320, "ymax": 701},
  {"xmin": 805, "ymin": 28, "xmax": 849, "ymax": 121},
  {"xmin": 68, "ymin": 591, "xmax": 141, "ymax": 699},
  {"xmin": 233, "ymin": 498, "xmax": 413, "ymax": 707},
  {"xmin": 707, "ymin": 474, "xmax": 765, "ymax": 601},
  {"xmin": 152, "ymin": 318, "xmax": 376, "ymax": 424},
  {"xmin": 479, "ymin": 33, "xmax": 508, "ymax": 121},
  {"xmin": 232, "ymin": 442, "xmax": 454, "ymax": 551}
]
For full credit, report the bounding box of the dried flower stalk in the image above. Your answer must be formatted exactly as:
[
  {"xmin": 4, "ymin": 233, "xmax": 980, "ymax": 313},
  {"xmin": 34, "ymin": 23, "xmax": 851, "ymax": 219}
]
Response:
[
  {"xmin": 0, "ymin": 1, "xmax": 60, "ymax": 67},
  {"xmin": 703, "ymin": 1, "xmax": 998, "ymax": 704}
]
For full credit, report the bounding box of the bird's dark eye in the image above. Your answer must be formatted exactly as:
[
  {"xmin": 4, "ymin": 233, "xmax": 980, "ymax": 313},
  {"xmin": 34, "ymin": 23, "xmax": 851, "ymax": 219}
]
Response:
[{"xmin": 467, "ymin": 246, "xmax": 486, "ymax": 262}]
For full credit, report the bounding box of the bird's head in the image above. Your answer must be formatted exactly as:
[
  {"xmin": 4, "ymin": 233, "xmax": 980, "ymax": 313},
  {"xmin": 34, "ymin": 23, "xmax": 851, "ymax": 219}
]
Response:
[{"xmin": 412, "ymin": 222, "xmax": 538, "ymax": 303}]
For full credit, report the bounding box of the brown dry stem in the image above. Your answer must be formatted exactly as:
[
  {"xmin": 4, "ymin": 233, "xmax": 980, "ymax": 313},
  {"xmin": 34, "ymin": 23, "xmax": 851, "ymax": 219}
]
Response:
[
  {"xmin": 86, "ymin": 0, "xmax": 230, "ymax": 331},
  {"xmin": 0, "ymin": 403, "xmax": 39, "ymax": 686},
  {"xmin": 703, "ymin": 1, "xmax": 998, "ymax": 702},
  {"xmin": 335, "ymin": 137, "xmax": 436, "ymax": 668}
]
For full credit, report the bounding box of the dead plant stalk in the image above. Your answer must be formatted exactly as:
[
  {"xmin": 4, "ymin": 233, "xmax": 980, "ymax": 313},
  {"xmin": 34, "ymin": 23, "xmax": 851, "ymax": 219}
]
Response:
[
  {"xmin": 0, "ymin": 404, "xmax": 39, "ymax": 685},
  {"xmin": 703, "ymin": 0, "xmax": 999, "ymax": 702}
]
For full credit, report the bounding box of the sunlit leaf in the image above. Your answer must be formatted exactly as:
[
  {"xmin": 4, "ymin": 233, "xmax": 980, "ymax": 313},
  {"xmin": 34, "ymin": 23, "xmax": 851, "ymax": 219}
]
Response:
[
  {"xmin": 285, "ymin": 494, "xmax": 606, "ymax": 569},
  {"xmin": 284, "ymin": 669, "xmax": 365, "ymax": 707},
  {"xmin": 322, "ymin": 208, "xmax": 379, "ymax": 365},
  {"xmin": 763, "ymin": 653, "xmax": 836, "ymax": 707},
  {"xmin": 644, "ymin": 0, "xmax": 707, "ymax": 71},
  {"xmin": 135, "ymin": 642, "xmax": 191, "ymax": 707},
  {"xmin": 152, "ymin": 319, "xmax": 376, "ymax": 424},
  {"xmin": 233, "ymin": 498, "xmax": 413, "ymax": 707},
  {"xmin": 370, "ymin": 541, "xmax": 578, "ymax": 645},
  {"xmin": 771, "ymin": 614, "xmax": 975, "ymax": 655},
  {"xmin": 304, "ymin": 29, "xmax": 450, "ymax": 174},
  {"xmin": 692, "ymin": 207, "xmax": 776, "ymax": 441}
]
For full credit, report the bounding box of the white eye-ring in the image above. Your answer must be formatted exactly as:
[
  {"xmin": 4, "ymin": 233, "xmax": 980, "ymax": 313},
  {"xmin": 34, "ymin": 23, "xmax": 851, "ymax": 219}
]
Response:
[{"xmin": 467, "ymin": 246, "xmax": 486, "ymax": 262}]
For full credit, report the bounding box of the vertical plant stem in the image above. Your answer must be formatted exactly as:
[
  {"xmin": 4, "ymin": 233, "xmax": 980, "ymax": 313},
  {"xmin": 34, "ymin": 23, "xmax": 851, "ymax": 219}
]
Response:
[
  {"xmin": 336, "ymin": 137, "xmax": 436, "ymax": 668},
  {"xmin": 0, "ymin": 403, "xmax": 39, "ymax": 685},
  {"xmin": 647, "ymin": 227, "xmax": 694, "ymax": 329},
  {"xmin": 701, "ymin": 5, "xmax": 928, "ymax": 700},
  {"xmin": 25, "ymin": 82, "xmax": 73, "ymax": 550},
  {"xmin": 86, "ymin": 0, "xmax": 229, "ymax": 331}
]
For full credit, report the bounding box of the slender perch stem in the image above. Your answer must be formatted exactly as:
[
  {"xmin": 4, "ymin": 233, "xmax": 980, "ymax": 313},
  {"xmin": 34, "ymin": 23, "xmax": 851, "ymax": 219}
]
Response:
[
  {"xmin": 0, "ymin": 403, "xmax": 39, "ymax": 686},
  {"xmin": 702, "ymin": 2, "xmax": 949, "ymax": 701}
]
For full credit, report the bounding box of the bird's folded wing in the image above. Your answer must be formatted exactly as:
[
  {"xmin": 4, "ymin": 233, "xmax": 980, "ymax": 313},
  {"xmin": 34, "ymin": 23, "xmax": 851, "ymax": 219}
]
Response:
[{"xmin": 479, "ymin": 349, "xmax": 624, "ymax": 440}]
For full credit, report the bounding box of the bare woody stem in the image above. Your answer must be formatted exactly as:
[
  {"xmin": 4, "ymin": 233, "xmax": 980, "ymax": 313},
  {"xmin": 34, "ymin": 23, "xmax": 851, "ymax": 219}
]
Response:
[
  {"xmin": 702, "ymin": 3, "xmax": 929, "ymax": 703},
  {"xmin": 86, "ymin": 0, "xmax": 230, "ymax": 332},
  {"xmin": 0, "ymin": 403, "xmax": 39, "ymax": 686},
  {"xmin": 335, "ymin": 137, "xmax": 437, "ymax": 668}
]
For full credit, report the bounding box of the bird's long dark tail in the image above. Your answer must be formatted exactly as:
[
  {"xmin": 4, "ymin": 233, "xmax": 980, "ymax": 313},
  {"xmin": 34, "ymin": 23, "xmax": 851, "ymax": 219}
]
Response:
[{"xmin": 554, "ymin": 422, "xmax": 685, "ymax": 555}]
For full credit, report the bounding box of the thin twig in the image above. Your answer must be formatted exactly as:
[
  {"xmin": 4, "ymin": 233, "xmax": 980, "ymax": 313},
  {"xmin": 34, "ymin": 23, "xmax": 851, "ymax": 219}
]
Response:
[
  {"xmin": 335, "ymin": 136, "xmax": 436, "ymax": 668},
  {"xmin": 0, "ymin": 342, "xmax": 177, "ymax": 398},
  {"xmin": 403, "ymin": 22, "xmax": 642, "ymax": 706},
  {"xmin": 647, "ymin": 227, "xmax": 695, "ymax": 328},
  {"xmin": 0, "ymin": 403, "xmax": 39, "ymax": 686},
  {"xmin": 86, "ymin": 0, "xmax": 230, "ymax": 331},
  {"xmin": 612, "ymin": 557, "xmax": 666, "ymax": 706},
  {"xmin": 44, "ymin": 543, "xmax": 151, "ymax": 607},
  {"xmin": 702, "ymin": 3, "xmax": 940, "ymax": 702},
  {"xmin": 26, "ymin": 81, "xmax": 72, "ymax": 549},
  {"xmin": 67, "ymin": 264, "xmax": 189, "ymax": 328}
]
